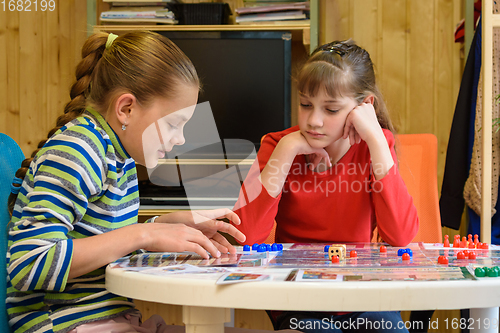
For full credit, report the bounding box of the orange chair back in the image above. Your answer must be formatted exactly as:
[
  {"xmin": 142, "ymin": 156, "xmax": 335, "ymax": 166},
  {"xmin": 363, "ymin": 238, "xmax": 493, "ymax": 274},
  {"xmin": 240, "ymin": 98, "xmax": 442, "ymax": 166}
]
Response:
[{"xmin": 397, "ymin": 133, "xmax": 442, "ymax": 243}]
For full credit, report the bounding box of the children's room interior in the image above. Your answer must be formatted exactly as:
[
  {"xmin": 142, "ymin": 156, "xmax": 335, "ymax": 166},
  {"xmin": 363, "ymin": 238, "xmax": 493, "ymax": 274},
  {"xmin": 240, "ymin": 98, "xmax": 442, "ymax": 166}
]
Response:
[{"xmin": 2, "ymin": 0, "xmax": 500, "ymax": 333}]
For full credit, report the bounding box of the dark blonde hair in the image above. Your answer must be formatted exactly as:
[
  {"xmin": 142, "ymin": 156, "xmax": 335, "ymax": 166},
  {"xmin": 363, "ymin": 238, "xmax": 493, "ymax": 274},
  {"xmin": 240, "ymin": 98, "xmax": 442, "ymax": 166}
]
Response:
[
  {"xmin": 8, "ymin": 31, "xmax": 199, "ymax": 214},
  {"xmin": 297, "ymin": 39, "xmax": 395, "ymax": 134}
]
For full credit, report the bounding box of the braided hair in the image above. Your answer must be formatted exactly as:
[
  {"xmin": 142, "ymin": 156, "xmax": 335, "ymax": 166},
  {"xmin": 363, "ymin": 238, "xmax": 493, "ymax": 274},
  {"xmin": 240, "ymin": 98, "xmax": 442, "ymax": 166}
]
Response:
[{"xmin": 8, "ymin": 31, "xmax": 199, "ymax": 215}]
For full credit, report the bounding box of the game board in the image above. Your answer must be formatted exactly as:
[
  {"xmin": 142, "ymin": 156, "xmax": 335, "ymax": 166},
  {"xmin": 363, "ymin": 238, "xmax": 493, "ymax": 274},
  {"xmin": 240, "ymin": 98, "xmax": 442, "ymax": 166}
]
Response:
[{"xmin": 109, "ymin": 242, "xmax": 500, "ymax": 281}]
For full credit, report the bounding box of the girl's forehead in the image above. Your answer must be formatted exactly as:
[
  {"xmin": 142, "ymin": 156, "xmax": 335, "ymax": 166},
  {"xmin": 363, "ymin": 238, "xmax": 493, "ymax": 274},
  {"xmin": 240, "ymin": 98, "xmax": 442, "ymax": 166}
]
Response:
[{"xmin": 300, "ymin": 85, "xmax": 352, "ymax": 100}]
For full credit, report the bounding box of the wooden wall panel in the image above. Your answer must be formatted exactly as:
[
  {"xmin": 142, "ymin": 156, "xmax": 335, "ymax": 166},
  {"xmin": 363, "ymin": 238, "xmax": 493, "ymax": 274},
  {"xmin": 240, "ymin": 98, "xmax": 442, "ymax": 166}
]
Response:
[
  {"xmin": 319, "ymin": 0, "xmax": 463, "ymax": 198},
  {"xmin": 0, "ymin": 2, "xmax": 87, "ymax": 156}
]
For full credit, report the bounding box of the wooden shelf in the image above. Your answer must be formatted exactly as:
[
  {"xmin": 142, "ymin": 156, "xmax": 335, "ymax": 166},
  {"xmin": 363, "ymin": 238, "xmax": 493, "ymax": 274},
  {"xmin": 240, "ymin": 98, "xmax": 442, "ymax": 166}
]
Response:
[{"xmin": 93, "ymin": 23, "xmax": 310, "ymax": 48}]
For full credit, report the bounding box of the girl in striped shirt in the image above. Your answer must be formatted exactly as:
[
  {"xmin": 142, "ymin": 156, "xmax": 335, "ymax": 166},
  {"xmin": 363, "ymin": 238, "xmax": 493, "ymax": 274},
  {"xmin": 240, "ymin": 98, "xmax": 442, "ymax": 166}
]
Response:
[{"xmin": 6, "ymin": 31, "xmax": 246, "ymax": 333}]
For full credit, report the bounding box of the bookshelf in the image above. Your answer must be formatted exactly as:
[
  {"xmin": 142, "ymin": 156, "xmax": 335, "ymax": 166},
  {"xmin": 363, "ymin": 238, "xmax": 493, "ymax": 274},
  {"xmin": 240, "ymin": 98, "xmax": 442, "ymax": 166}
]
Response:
[{"xmin": 91, "ymin": 0, "xmax": 318, "ymax": 52}]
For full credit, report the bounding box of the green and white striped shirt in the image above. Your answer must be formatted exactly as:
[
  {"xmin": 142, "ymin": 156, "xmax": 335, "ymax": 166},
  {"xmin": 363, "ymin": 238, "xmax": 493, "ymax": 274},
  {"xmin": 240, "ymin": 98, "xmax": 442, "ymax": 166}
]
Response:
[{"xmin": 7, "ymin": 108, "xmax": 140, "ymax": 333}]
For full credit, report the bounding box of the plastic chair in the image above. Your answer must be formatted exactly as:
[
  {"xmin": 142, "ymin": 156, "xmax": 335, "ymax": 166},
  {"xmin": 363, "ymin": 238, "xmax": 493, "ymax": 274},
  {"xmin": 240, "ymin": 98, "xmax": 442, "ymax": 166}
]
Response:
[
  {"xmin": 264, "ymin": 133, "xmax": 442, "ymax": 244},
  {"xmin": 397, "ymin": 133, "xmax": 442, "ymax": 243},
  {"xmin": 0, "ymin": 133, "xmax": 25, "ymax": 333}
]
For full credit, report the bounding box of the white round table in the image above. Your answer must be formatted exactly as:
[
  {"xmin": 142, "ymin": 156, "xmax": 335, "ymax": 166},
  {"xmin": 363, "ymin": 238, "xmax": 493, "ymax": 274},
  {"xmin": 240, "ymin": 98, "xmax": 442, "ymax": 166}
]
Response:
[{"xmin": 106, "ymin": 265, "xmax": 500, "ymax": 333}]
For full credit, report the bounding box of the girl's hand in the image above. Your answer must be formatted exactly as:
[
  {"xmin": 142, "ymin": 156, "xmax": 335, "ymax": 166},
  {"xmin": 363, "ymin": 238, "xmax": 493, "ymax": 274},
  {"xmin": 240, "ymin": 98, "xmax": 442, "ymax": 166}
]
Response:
[
  {"xmin": 155, "ymin": 209, "xmax": 246, "ymax": 255},
  {"xmin": 342, "ymin": 102, "xmax": 394, "ymax": 179},
  {"xmin": 342, "ymin": 102, "xmax": 385, "ymax": 146},
  {"xmin": 140, "ymin": 222, "xmax": 224, "ymax": 259},
  {"xmin": 280, "ymin": 130, "xmax": 332, "ymax": 170}
]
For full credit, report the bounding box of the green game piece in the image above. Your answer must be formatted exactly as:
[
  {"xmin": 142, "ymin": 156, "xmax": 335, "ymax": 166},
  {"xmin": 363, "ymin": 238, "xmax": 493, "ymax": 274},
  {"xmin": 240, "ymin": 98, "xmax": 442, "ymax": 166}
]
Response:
[
  {"xmin": 488, "ymin": 268, "xmax": 499, "ymax": 277},
  {"xmin": 475, "ymin": 267, "xmax": 486, "ymax": 277},
  {"xmin": 493, "ymin": 266, "xmax": 500, "ymax": 273}
]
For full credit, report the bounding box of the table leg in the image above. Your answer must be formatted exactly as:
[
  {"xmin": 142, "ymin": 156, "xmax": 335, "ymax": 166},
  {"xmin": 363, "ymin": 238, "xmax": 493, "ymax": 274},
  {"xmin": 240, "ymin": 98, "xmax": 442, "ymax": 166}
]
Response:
[
  {"xmin": 469, "ymin": 307, "xmax": 499, "ymax": 333},
  {"xmin": 182, "ymin": 305, "xmax": 231, "ymax": 333}
]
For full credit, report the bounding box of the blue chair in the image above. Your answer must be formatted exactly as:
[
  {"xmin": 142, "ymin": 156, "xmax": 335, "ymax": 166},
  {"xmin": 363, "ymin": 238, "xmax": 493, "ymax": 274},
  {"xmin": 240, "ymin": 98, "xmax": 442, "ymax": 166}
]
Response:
[{"xmin": 0, "ymin": 133, "xmax": 25, "ymax": 332}]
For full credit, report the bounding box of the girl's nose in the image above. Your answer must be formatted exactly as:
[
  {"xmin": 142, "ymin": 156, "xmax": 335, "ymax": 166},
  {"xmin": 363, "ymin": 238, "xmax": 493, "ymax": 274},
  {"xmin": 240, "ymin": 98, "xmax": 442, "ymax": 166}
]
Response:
[
  {"xmin": 308, "ymin": 109, "xmax": 323, "ymax": 127},
  {"xmin": 172, "ymin": 131, "xmax": 185, "ymax": 146}
]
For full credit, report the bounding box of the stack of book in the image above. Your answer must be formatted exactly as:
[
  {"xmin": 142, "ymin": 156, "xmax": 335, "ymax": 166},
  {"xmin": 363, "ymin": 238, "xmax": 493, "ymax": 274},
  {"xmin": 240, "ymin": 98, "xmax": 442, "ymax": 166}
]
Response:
[
  {"xmin": 235, "ymin": 1, "xmax": 309, "ymax": 25},
  {"xmin": 100, "ymin": 1, "xmax": 177, "ymax": 24}
]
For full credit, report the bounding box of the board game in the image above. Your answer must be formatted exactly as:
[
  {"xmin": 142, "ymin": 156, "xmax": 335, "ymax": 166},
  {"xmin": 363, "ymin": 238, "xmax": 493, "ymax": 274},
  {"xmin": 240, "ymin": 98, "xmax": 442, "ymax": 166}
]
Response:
[{"xmin": 109, "ymin": 240, "xmax": 500, "ymax": 282}]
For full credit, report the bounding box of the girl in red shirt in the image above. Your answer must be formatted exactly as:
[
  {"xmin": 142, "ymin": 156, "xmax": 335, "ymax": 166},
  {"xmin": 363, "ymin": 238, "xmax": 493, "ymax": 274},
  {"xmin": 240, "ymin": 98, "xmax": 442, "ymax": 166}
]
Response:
[{"xmin": 233, "ymin": 40, "xmax": 419, "ymax": 332}]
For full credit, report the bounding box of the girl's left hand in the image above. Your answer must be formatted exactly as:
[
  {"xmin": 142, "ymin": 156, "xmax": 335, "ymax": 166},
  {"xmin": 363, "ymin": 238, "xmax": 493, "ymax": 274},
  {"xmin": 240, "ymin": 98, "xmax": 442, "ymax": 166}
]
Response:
[
  {"xmin": 155, "ymin": 209, "xmax": 246, "ymax": 254},
  {"xmin": 342, "ymin": 102, "xmax": 384, "ymax": 146}
]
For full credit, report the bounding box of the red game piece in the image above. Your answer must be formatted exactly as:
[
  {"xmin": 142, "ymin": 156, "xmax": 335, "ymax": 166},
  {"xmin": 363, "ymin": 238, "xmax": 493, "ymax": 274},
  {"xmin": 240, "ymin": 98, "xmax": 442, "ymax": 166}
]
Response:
[
  {"xmin": 481, "ymin": 243, "xmax": 489, "ymax": 250},
  {"xmin": 443, "ymin": 235, "xmax": 450, "ymax": 247},
  {"xmin": 331, "ymin": 255, "xmax": 340, "ymax": 263},
  {"xmin": 380, "ymin": 245, "xmax": 387, "ymax": 253},
  {"xmin": 350, "ymin": 250, "xmax": 357, "ymax": 258},
  {"xmin": 460, "ymin": 237, "xmax": 467, "ymax": 248},
  {"xmin": 438, "ymin": 256, "xmax": 449, "ymax": 264},
  {"xmin": 402, "ymin": 253, "xmax": 411, "ymax": 261},
  {"xmin": 469, "ymin": 252, "xmax": 477, "ymax": 260},
  {"xmin": 457, "ymin": 251, "xmax": 466, "ymax": 260},
  {"xmin": 474, "ymin": 234, "xmax": 479, "ymax": 245},
  {"xmin": 463, "ymin": 250, "xmax": 469, "ymax": 259},
  {"xmin": 468, "ymin": 241, "xmax": 476, "ymax": 249},
  {"xmin": 453, "ymin": 235, "xmax": 460, "ymax": 248}
]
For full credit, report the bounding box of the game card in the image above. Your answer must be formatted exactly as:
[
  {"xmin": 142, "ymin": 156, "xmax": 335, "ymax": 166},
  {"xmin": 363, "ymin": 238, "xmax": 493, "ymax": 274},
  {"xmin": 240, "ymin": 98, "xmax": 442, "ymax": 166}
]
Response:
[
  {"xmin": 216, "ymin": 272, "xmax": 272, "ymax": 284},
  {"xmin": 140, "ymin": 264, "xmax": 211, "ymax": 275},
  {"xmin": 296, "ymin": 269, "xmax": 343, "ymax": 282}
]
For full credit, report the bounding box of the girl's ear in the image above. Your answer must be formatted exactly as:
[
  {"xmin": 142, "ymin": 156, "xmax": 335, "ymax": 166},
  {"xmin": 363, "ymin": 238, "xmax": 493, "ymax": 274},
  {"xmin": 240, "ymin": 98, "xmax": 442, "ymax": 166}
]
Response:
[
  {"xmin": 362, "ymin": 95, "xmax": 375, "ymax": 105},
  {"xmin": 114, "ymin": 93, "xmax": 137, "ymax": 125}
]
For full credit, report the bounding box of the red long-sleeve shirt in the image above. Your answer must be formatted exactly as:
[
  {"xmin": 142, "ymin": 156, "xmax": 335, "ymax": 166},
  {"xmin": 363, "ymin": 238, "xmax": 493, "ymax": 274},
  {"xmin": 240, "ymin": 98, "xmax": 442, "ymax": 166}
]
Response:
[{"xmin": 233, "ymin": 126, "xmax": 419, "ymax": 247}]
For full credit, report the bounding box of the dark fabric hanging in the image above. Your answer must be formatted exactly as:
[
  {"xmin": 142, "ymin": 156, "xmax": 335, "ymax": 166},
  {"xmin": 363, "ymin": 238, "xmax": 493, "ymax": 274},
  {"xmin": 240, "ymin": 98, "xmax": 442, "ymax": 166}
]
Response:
[{"xmin": 439, "ymin": 17, "xmax": 482, "ymax": 230}]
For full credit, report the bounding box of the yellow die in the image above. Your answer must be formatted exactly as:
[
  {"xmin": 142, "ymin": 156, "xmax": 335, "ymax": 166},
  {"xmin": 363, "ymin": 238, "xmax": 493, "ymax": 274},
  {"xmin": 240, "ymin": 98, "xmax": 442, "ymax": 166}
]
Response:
[{"xmin": 328, "ymin": 244, "xmax": 346, "ymax": 260}]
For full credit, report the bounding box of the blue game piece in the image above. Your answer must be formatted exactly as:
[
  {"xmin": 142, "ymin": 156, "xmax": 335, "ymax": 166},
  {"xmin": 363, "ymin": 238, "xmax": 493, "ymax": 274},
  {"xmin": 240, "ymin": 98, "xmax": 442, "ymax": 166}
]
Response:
[
  {"xmin": 266, "ymin": 244, "xmax": 271, "ymax": 251},
  {"xmin": 324, "ymin": 245, "xmax": 330, "ymax": 252},
  {"xmin": 271, "ymin": 243, "xmax": 279, "ymax": 251},
  {"xmin": 257, "ymin": 244, "xmax": 267, "ymax": 252},
  {"xmin": 243, "ymin": 245, "xmax": 251, "ymax": 252},
  {"xmin": 397, "ymin": 249, "xmax": 406, "ymax": 256},
  {"xmin": 252, "ymin": 243, "xmax": 259, "ymax": 251},
  {"xmin": 405, "ymin": 248, "xmax": 413, "ymax": 257},
  {"xmin": 277, "ymin": 244, "xmax": 283, "ymax": 251}
]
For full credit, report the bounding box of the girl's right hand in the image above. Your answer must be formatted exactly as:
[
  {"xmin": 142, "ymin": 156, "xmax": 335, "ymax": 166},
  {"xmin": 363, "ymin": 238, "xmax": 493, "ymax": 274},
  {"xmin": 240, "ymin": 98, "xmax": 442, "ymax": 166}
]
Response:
[
  {"xmin": 140, "ymin": 222, "xmax": 222, "ymax": 259},
  {"xmin": 279, "ymin": 130, "xmax": 331, "ymax": 170}
]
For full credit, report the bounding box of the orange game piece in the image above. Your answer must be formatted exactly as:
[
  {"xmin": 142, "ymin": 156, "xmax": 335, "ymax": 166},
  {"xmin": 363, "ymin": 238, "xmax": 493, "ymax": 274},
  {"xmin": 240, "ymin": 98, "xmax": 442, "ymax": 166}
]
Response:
[
  {"xmin": 350, "ymin": 250, "xmax": 357, "ymax": 258},
  {"xmin": 380, "ymin": 245, "xmax": 387, "ymax": 253},
  {"xmin": 402, "ymin": 253, "xmax": 410, "ymax": 261},
  {"xmin": 331, "ymin": 255, "xmax": 340, "ymax": 263}
]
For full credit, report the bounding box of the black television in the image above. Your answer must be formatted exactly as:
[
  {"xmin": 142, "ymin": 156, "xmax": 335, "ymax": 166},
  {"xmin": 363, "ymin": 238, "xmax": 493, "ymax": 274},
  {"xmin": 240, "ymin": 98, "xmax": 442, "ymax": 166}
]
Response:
[
  {"xmin": 139, "ymin": 30, "xmax": 292, "ymax": 207},
  {"xmin": 164, "ymin": 30, "xmax": 291, "ymax": 149}
]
